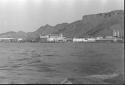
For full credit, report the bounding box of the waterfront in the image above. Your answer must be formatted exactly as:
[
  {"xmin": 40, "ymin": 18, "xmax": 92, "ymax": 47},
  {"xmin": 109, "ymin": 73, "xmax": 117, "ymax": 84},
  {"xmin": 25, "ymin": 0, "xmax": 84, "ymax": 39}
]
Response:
[{"xmin": 0, "ymin": 43, "xmax": 124, "ymax": 84}]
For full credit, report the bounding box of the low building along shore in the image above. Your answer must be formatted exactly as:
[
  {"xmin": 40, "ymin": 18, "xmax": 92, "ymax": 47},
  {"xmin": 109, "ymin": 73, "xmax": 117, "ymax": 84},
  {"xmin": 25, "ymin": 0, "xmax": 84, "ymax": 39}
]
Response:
[{"xmin": 0, "ymin": 38, "xmax": 24, "ymax": 42}]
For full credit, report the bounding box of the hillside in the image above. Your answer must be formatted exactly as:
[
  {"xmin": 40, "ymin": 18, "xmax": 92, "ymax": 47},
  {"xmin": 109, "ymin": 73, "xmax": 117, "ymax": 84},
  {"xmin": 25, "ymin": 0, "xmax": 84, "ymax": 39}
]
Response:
[
  {"xmin": 33, "ymin": 10, "xmax": 124, "ymax": 39},
  {"xmin": 53, "ymin": 10, "xmax": 124, "ymax": 38},
  {"xmin": 0, "ymin": 10, "xmax": 124, "ymax": 40},
  {"xmin": 0, "ymin": 31, "xmax": 27, "ymax": 39}
]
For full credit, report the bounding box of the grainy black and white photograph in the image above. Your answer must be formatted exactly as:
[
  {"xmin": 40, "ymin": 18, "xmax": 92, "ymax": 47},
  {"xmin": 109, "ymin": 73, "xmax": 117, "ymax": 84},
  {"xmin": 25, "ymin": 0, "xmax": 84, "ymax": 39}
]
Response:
[{"xmin": 0, "ymin": 0, "xmax": 124, "ymax": 84}]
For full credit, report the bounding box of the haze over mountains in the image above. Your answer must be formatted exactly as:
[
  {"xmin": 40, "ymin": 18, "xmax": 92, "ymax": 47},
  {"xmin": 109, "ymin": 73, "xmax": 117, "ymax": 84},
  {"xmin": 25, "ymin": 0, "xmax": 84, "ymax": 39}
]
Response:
[{"xmin": 0, "ymin": 10, "xmax": 124, "ymax": 41}]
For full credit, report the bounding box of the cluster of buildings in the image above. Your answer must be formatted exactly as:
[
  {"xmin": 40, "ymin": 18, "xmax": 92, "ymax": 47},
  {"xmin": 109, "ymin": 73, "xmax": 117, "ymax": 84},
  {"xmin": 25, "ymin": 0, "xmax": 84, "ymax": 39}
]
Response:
[
  {"xmin": 40, "ymin": 33, "xmax": 69, "ymax": 42},
  {"xmin": 0, "ymin": 30, "xmax": 123, "ymax": 43},
  {"xmin": 39, "ymin": 30, "xmax": 123, "ymax": 43}
]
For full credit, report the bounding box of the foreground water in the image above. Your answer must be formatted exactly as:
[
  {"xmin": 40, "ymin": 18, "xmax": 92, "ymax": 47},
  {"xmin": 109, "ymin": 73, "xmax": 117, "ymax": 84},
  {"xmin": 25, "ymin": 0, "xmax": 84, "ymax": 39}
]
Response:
[{"xmin": 0, "ymin": 43, "xmax": 124, "ymax": 84}]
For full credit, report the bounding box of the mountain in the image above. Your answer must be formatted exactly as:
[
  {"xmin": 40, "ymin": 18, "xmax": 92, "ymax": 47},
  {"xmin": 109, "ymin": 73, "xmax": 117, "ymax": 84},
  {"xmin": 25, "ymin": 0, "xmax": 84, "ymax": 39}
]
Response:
[
  {"xmin": 53, "ymin": 10, "xmax": 124, "ymax": 38},
  {"xmin": 0, "ymin": 31, "xmax": 27, "ymax": 39},
  {"xmin": 33, "ymin": 10, "xmax": 124, "ymax": 39},
  {"xmin": 0, "ymin": 10, "xmax": 124, "ymax": 40}
]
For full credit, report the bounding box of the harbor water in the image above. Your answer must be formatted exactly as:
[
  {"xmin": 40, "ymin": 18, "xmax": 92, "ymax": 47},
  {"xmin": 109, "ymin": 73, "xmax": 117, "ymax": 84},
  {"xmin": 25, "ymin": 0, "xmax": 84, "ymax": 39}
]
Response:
[{"xmin": 0, "ymin": 43, "xmax": 124, "ymax": 84}]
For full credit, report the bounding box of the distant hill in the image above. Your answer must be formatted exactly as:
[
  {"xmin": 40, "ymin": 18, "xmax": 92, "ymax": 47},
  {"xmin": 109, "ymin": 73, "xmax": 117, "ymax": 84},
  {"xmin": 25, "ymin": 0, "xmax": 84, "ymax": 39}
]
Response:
[
  {"xmin": 0, "ymin": 31, "xmax": 27, "ymax": 39},
  {"xmin": 0, "ymin": 10, "xmax": 124, "ymax": 40}
]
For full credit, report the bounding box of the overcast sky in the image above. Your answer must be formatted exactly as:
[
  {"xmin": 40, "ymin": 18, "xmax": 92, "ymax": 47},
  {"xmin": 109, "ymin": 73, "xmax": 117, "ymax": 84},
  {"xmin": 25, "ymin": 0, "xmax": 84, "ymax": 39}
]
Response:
[{"xmin": 0, "ymin": 0, "xmax": 124, "ymax": 33}]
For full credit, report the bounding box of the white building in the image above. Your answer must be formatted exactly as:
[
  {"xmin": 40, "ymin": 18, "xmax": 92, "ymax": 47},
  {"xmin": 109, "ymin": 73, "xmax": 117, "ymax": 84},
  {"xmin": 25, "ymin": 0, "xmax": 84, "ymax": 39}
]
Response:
[
  {"xmin": 87, "ymin": 38, "xmax": 96, "ymax": 42},
  {"xmin": 47, "ymin": 34, "xmax": 67, "ymax": 42},
  {"xmin": 40, "ymin": 35, "xmax": 49, "ymax": 38},
  {"xmin": 40, "ymin": 33, "xmax": 67, "ymax": 42},
  {"xmin": 95, "ymin": 37, "xmax": 104, "ymax": 40},
  {"xmin": 17, "ymin": 38, "xmax": 23, "ymax": 42},
  {"xmin": 0, "ymin": 38, "xmax": 15, "ymax": 42},
  {"xmin": 73, "ymin": 38, "xmax": 96, "ymax": 42},
  {"xmin": 113, "ymin": 30, "xmax": 120, "ymax": 37},
  {"xmin": 73, "ymin": 38, "xmax": 87, "ymax": 42},
  {"xmin": 0, "ymin": 38, "xmax": 24, "ymax": 42}
]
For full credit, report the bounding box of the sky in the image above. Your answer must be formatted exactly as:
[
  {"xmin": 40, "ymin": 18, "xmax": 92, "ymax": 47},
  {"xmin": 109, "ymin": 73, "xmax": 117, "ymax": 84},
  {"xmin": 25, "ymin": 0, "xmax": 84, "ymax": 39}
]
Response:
[{"xmin": 0, "ymin": 0, "xmax": 124, "ymax": 33}]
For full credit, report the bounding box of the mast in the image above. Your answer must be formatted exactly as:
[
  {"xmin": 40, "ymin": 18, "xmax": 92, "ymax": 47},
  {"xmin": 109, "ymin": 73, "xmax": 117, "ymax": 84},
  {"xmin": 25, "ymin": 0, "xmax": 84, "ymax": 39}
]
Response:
[
  {"xmin": 117, "ymin": 30, "xmax": 120, "ymax": 37},
  {"xmin": 113, "ymin": 30, "xmax": 117, "ymax": 37}
]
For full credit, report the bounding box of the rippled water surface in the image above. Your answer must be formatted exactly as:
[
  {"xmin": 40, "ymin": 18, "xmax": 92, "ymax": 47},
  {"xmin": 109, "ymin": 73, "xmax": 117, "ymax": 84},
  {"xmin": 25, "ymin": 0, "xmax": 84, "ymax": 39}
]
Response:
[{"xmin": 0, "ymin": 43, "xmax": 124, "ymax": 84}]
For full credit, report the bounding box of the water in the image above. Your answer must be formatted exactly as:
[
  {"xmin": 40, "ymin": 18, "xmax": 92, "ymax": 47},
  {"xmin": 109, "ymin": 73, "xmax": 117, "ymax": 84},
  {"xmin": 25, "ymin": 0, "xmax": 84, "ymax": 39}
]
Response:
[{"xmin": 0, "ymin": 43, "xmax": 124, "ymax": 84}]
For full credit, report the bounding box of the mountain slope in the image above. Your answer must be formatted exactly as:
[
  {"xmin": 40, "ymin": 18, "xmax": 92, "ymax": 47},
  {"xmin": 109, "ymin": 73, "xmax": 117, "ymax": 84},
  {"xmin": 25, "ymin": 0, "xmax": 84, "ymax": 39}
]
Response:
[
  {"xmin": 0, "ymin": 31, "xmax": 27, "ymax": 39},
  {"xmin": 54, "ymin": 10, "xmax": 124, "ymax": 38},
  {"xmin": 33, "ymin": 10, "xmax": 124, "ymax": 38}
]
